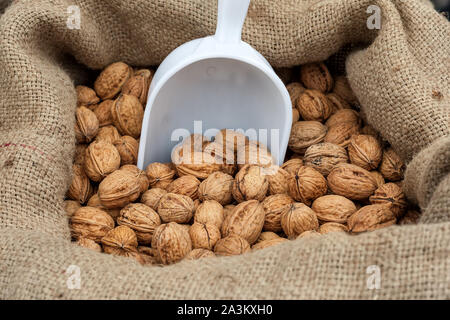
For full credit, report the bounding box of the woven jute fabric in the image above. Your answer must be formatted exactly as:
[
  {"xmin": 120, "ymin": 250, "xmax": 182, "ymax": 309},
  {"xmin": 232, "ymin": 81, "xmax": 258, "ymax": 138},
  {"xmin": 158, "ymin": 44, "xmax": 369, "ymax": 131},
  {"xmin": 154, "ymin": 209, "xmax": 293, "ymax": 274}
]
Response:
[{"xmin": 0, "ymin": 0, "xmax": 449, "ymax": 299}]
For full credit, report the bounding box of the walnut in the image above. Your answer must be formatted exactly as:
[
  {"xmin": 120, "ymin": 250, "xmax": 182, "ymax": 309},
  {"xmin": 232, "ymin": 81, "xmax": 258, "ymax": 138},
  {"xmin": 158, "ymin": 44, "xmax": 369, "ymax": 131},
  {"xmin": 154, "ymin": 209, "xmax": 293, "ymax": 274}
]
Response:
[
  {"xmin": 332, "ymin": 75, "xmax": 358, "ymax": 105},
  {"xmin": 113, "ymin": 135, "xmax": 139, "ymax": 165},
  {"xmin": 324, "ymin": 121, "xmax": 360, "ymax": 147},
  {"xmin": 98, "ymin": 169, "xmax": 141, "ymax": 208},
  {"xmin": 379, "ymin": 147, "xmax": 405, "ymax": 181},
  {"xmin": 64, "ymin": 200, "xmax": 81, "ymax": 217},
  {"xmin": 327, "ymin": 163, "xmax": 378, "ymax": 200},
  {"xmin": 174, "ymin": 151, "xmax": 222, "ymax": 179},
  {"xmin": 152, "ymin": 222, "xmax": 192, "ymax": 265},
  {"xmin": 266, "ymin": 166, "xmax": 291, "ymax": 195},
  {"xmin": 288, "ymin": 121, "xmax": 327, "ymax": 154},
  {"xmin": 194, "ymin": 200, "xmax": 224, "ymax": 229},
  {"xmin": 360, "ymin": 125, "xmax": 380, "ymax": 138},
  {"xmin": 181, "ymin": 134, "xmax": 210, "ymax": 153},
  {"xmin": 214, "ymin": 129, "xmax": 248, "ymax": 154},
  {"xmin": 70, "ymin": 206, "xmax": 115, "ymax": 242},
  {"xmin": 140, "ymin": 188, "xmax": 167, "ymax": 211},
  {"xmin": 67, "ymin": 164, "xmax": 93, "ymax": 204},
  {"xmin": 262, "ymin": 194, "xmax": 294, "ymax": 232},
  {"xmin": 93, "ymin": 99, "xmax": 114, "ymax": 127},
  {"xmin": 111, "ymin": 94, "xmax": 144, "ymax": 138},
  {"xmin": 75, "ymin": 237, "xmax": 102, "ymax": 252},
  {"xmin": 121, "ymin": 69, "xmax": 152, "ymax": 105},
  {"xmin": 326, "ymin": 92, "xmax": 351, "ymax": 114},
  {"xmin": 198, "ymin": 171, "xmax": 234, "ymax": 205},
  {"xmin": 325, "ymin": 109, "xmax": 361, "ymax": 128},
  {"xmin": 138, "ymin": 246, "xmax": 159, "ymax": 265},
  {"xmin": 397, "ymin": 210, "xmax": 421, "ymax": 225},
  {"xmin": 369, "ymin": 183, "xmax": 407, "ymax": 218},
  {"xmin": 369, "ymin": 171, "xmax": 385, "ymax": 188},
  {"xmin": 203, "ymin": 141, "xmax": 237, "ymax": 176},
  {"xmin": 120, "ymin": 164, "xmax": 149, "ymax": 194},
  {"xmin": 288, "ymin": 166, "xmax": 327, "ymax": 206},
  {"xmin": 189, "ymin": 222, "xmax": 221, "ymax": 250},
  {"xmin": 101, "ymin": 225, "xmax": 138, "ymax": 256},
  {"xmin": 236, "ymin": 141, "xmax": 274, "ymax": 169},
  {"xmin": 303, "ymin": 142, "xmax": 348, "ymax": 176},
  {"xmin": 286, "ymin": 82, "xmax": 306, "ymax": 107},
  {"xmin": 157, "ymin": 193, "xmax": 194, "ymax": 223},
  {"xmin": 232, "ymin": 165, "xmax": 269, "ymax": 202},
  {"xmin": 84, "ymin": 140, "xmax": 121, "ymax": 182},
  {"xmin": 252, "ymin": 237, "xmax": 288, "ymax": 250},
  {"xmin": 257, "ymin": 231, "xmax": 281, "ymax": 242},
  {"xmin": 117, "ymin": 203, "xmax": 161, "ymax": 244},
  {"xmin": 347, "ymin": 204, "xmax": 396, "ymax": 233},
  {"xmin": 214, "ymin": 234, "xmax": 250, "ymax": 256},
  {"xmin": 296, "ymin": 230, "xmax": 321, "ymax": 239},
  {"xmin": 319, "ymin": 222, "xmax": 348, "ymax": 234},
  {"xmin": 76, "ymin": 85, "xmax": 100, "ymax": 108},
  {"xmin": 281, "ymin": 203, "xmax": 319, "ymax": 239},
  {"xmin": 166, "ymin": 175, "xmax": 200, "ymax": 200},
  {"xmin": 280, "ymin": 158, "xmax": 303, "ymax": 175},
  {"xmin": 94, "ymin": 62, "xmax": 133, "ymax": 99},
  {"xmin": 95, "ymin": 125, "xmax": 121, "ymax": 144},
  {"xmin": 296, "ymin": 89, "xmax": 332, "ymax": 122},
  {"xmin": 87, "ymin": 193, "xmax": 120, "ymax": 219},
  {"xmin": 74, "ymin": 144, "xmax": 87, "ymax": 165},
  {"xmin": 223, "ymin": 204, "xmax": 236, "ymax": 220},
  {"xmin": 145, "ymin": 162, "xmax": 176, "ymax": 189},
  {"xmin": 184, "ymin": 248, "xmax": 216, "ymax": 260},
  {"xmin": 300, "ymin": 62, "xmax": 333, "ymax": 93},
  {"xmin": 292, "ymin": 108, "xmax": 300, "ymax": 123},
  {"xmin": 311, "ymin": 195, "xmax": 357, "ymax": 223},
  {"xmin": 348, "ymin": 134, "xmax": 383, "ymax": 170},
  {"xmin": 75, "ymin": 106, "xmax": 99, "ymax": 143}
]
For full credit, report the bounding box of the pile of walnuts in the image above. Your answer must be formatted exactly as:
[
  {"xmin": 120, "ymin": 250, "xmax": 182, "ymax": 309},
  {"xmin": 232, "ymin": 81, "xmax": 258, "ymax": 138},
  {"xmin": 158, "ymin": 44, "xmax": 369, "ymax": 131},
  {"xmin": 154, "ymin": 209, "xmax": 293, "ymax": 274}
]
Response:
[{"xmin": 66, "ymin": 61, "xmax": 420, "ymax": 266}]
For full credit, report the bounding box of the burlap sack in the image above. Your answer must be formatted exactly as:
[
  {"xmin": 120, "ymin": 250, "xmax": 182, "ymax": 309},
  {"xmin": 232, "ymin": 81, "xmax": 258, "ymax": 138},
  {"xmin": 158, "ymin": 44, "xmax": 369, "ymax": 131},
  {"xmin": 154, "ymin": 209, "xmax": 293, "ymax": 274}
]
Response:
[{"xmin": 0, "ymin": 0, "xmax": 449, "ymax": 299}]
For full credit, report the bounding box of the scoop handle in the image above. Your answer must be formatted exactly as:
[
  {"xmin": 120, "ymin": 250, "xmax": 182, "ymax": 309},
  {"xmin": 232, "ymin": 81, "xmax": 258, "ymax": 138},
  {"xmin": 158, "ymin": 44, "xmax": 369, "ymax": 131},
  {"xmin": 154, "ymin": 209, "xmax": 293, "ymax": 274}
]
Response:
[{"xmin": 215, "ymin": 0, "xmax": 251, "ymax": 43}]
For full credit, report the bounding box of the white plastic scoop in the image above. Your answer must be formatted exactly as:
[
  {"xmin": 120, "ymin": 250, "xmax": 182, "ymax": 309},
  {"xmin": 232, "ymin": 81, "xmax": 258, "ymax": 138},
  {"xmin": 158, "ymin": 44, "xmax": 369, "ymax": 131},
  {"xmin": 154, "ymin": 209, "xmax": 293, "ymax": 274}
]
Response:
[{"xmin": 137, "ymin": 0, "xmax": 292, "ymax": 170}]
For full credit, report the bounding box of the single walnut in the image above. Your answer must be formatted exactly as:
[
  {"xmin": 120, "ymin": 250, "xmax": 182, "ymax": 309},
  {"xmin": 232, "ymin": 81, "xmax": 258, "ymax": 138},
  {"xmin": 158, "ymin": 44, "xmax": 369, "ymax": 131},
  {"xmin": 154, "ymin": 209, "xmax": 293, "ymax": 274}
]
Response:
[
  {"xmin": 120, "ymin": 164, "xmax": 149, "ymax": 194},
  {"xmin": 348, "ymin": 135, "xmax": 382, "ymax": 170},
  {"xmin": 121, "ymin": 69, "xmax": 152, "ymax": 105},
  {"xmin": 327, "ymin": 163, "xmax": 378, "ymax": 200},
  {"xmin": 184, "ymin": 248, "xmax": 216, "ymax": 260},
  {"xmin": 223, "ymin": 204, "xmax": 236, "ymax": 220},
  {"xmin": 198, "ymin": 171, "xmax": 234, "ymax": 205},
  {"xmin": 76, "ymin": 106, "xmax": 99, "ymax": 143},
  {"xmin": 312, "ymin": 195, "xmax": 356, "ymax": 223},
  {"xmin": 252, "ymin": 237, "xmax": 288, "ymax": 250},
  {"xmin": 379, "ymin": 147, "xmax": 405, "ymax": 181},
  {"xmin": 98, "ymin": 169, "xmax": 141, "ymax": 208},
  {"xmin": 288, "ymin": 121, "xmax": 327, "ymax": 154},
  {"xmin": 286, "ymin": 82, "xmax": 306, "ymax": 107},
  {"xmin": 93, "ymin": 100, "xmax": 114, "ymax": 127},
  {"xmin": 266, "ymin": 166, "xmax": 291, "ymax": 195},
  {"xmin": 288, "ymin": 166, "xmax": 327, "ymax": 206},
  {"xmin": 64, "ymin": 200, "xmax": 81, "ymax": 217},
  {"xmin": 232, "ymin": 165, "xmax": 269, "ymax": 203},
  {"xmin": 137, "ymin": 246, "xmax": 159, "ymax": 265},
  {"xmin": 113, "ymin": 135, "xmax": 138, "ymax": 165},
  {"xmin": 281, "ymin": 203, "xmax": 319, "ymax": 239},
  {"xmin": 369, "ymin": 183, "xmax": 407, "ymax": 218},
  {"xmin": 324, "ymin": 121, "xmax": 360, "ymax": 147},
  {"xmin": 117, "ymin": 203, "xmax": 161, "ymax": 244},
  {"xmin": 194, "ymin": 200, "xmax": 224, "ymax": 229},
  {"xmin": 101, "ymin": 225, "xmax": 138, "ymax": 256},
  {"xmin": 157, "ymin": 193, "xmax": 194, "ymax": 223},
  {"xmin": 332, "ymin": 75, "xmax": 358, "ymax": 105},
  {"xmin": 189, "ymin": 222, "xmax": 221, "ymax": 250},
  {"xmin": 111, "ymin": 94, "xmax": 144, "ymax": 138},
  {"xmin": 262, "ymin": 194, "xmax": 294, "ymax": 232},
  {"xmin": 397, "ymin": 210, "xmax": 421, "ymax": 225},
  {"xmin": 74, "ymin": 144, "xmax": 87, "ymax": 165},
  {"xmin": 296, "ymin": 230, "xmax": 321, "ymax": 239},
  {"xmin": 87, "ymin": 193, "xmax": 121, "ymax": 220},
  {"xmin": 292, "ymin": 108, "xmax": 300, "ymax": 123},
  {"xmin": 369, "ymin": 171, "xmax": 385, "ymax": 188},
  {"xmin": 296, "ymin": 89, "xmax": 333, "ymax": 122},
  {"xmin": 152, "ymin": 222, "xmax": 192, "ymax": 265},
  {"xmin": 175, "ymin": 151, "xmax": 222, "ymax": 179},
  {"xmin": 140, "ymin": 188, "xmax": 167, "ymax": 211},
  {"xmin": 67, "ymin": 164, "xmax": 93, "ymax": 204},
  {"xmin": 94, "ymin": 62, "xmax": 133, "ymax": 99},
  {"xmin": 84, "ymin": 140, "xmax": 121, "ymax": 182},
  {"xmin": 347, "ymin": 204, "xmax": 396, "ymax": 233},
  {"xmin": 70, "ymin": 206, "xmax": 114, "ymax": 242},
  {"xmin": 257, "ymin": 231, "xmax": 281, "ymax": 242},
  {"xmin": 326, "ymin": 93, "xmax": 351, "ymax": 114},
  {"xmin": 303, "ymin": 142, "xmax": 348, "ymax": 176},
  {"xmin": 300, "ymin": 62, "xmax": 333, "ymax": 93},
  {"xmin": 166, "ymin": 175, "xmax": 200, "ymax": 200},
  {"xmin": 214, "ymin": 234, "xmax": 250, "ymax": 256},
  {"xmin": 325, "ymin": 109, "xmax": 361, "ymax": 128},
  {"xmin": 145, "ymin": 162, "xmax": 176, "ymax": 189},
  {"xmin": 221, "ymin": 200, "xmax": 265, "ymax": 244},
  {"xmin": 76, "ymin": 85, "xmax": 100, "ymax": 108},
  {"xmin": 75, "ymin": 237, "xmax": 102, "ymax": 252},
  {"xmin": 281, "ymin": 158, "xmax": 303, "ymax": 175},
  {"xmin": 95, "ymin": 125, "xmax": 121, "ymax": 144},
  {"xmin": 236, "ymin": 141, "xmax": 274, "ymax": 169},
  {"xmin": 319, "ymin": 222, "xmax": 348, "ymax": 234}
]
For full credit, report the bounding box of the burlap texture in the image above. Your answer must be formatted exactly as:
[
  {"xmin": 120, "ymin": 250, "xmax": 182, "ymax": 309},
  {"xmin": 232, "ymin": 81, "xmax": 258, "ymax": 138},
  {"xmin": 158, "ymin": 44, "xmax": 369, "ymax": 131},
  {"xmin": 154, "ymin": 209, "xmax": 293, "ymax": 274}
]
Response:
[{"xmin": 0, "ymin": 0, "xmax": 449, "ymax": 299}]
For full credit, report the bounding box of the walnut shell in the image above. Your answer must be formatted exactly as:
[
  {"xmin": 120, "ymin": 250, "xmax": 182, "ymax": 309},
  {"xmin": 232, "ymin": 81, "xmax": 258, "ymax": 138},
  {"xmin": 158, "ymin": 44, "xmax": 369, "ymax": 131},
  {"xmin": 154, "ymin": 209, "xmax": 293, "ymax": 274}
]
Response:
[
  {"xmin": 324, "ymin": 121, "xmax": 360, "ymax": 147},
  {"xmin": 236, "ymin": 141, "xmax": 274, "ymax": 169},
  {"xmin": 292, "ymin": 108, "xmax": 300, "ymax": 123},
  {"xmin": 93, "ymin": 99, "xmax": 114, "ymax": 127},
  {"xmin": 145, "ymin": 162, "xmax": 176, "ymax": 189},
  {"xmin": 360, "ymin": 125, "xmax": 380, "ymax": 138},
  {"xmin": 94, "ymin": 62, "xmax": 133, "ymax": 99},
  {"xmin": 288, "ymin": 166, "xmax": 327, "ymax": 206},
  {"xmin": 288, "ymin": 121, "xmax": 327, "ymax": 154},
  {"xmin": 67, "ymin": 164, "xmax": 93, "ymax": 204},
  {"xmin": 281, "ymin": 203, "xmax": 319, "ymax": 239},
  {"xmin": 175, "ymin": 151, "xmax": 222, "ymax": 179},
  {"xmin": 369, "ymin": 183, "xmax": 407, "ymax": 218},
  {"xmin": 120, "ymin": 164, "xmax": 149, "ymax": 194},
  {"xmin": 87, "ymin": 193, "xmax": 121, "ymax": 220},
  {"xmin": 214, "ymin": 129, "xmax": 248, "ymax": 154},
  {"xmin": 157, "ymin": 193, "xmax": 194, "ymax": 223},
  {"xmin": 327, "ymin": 163, "xmax": 378, "ymax": 200},
  {"xmin": 70, "ymin": 206, "xmax": 114, "ymax": 242},
  {"xmin": 117, "ymin": 203, "xmax": 161, "ymax": 244},
  {"xmin": 325, "ymin": 109, "xmax": 361, "ymax": 128},
  {"xmin": 281, "ymin": 158, "xmax": 303, "ymax": 175},
  {"xmin": 181, "ymin": 134, "xmax": 210, "ymax": 153},
  {"xmin": 303, "ymin": 142, "xmax": 348, "ymax": 176},
  {"xmin": 152, "ymin": 222, "xmax": 192, "ymax": 264},
  {"xmin": 189, "ymin": 222, "xmax": 221, "ymax": 250},
  {"xmin": 111, "ymin": 94, "xmax": 144, "ymax": 138},
  {"xmin": 296, "ymin": 89, "xmax": 332, "ymax": 122},
  {"xmin": 98, "ymin": 169, "xmax": 141, "ymax": 208},
  {"xmin": 84, "ymin": 140, "xmax": 121, "ymax": 182},
  {"xmin": 319, "ymin": 222, "xmax": 349, "ymax": 234},
  {"xmin": 266, "ymin": 166, "xmax": 291, "ymax": 195},
  {"xmin": 379, "ymin": 147, "xmax": 405, "ymax": 181},
  {"xmin": 198, "ymin": 171, "xmax": 234, "ymax": 205},
  {"xmin": 348, "ymin": 134, "xmax": 382, "ymax": 170},
  {"xmin": 76, "ymin": 85, "xmax": 100, "ymax": 107},
  {"xmin": 312, "ymin": 195, "xmax": 356, "ymax": 224},
  {"xmin": 262, "ymin": 194, "xmax": 294, "ymax": 232},
  {"xmin": 166, "ymin": 175, "xmax": 200, "ymax": 200},
  {"xmin": 64, "ymin": 200, "xmax": 81, "ymax": 217},
  {"xmin": 76, "ymin": 106, "xmax": 99, "ymax": 143},
  {"xmin": 121, "ymin": 69, "xmax": 152, "ymax": 105},
  {"xmin": 214, "ymin": 234, "xmax": 250, "ymax": 256},
  {"xmin": 369, "ymin": 171, "xmax": 385, "ymax": 188},
  {"xmin": 257, "ymin": 231, "xmax": 281, "ymax": 242},
  {"xmin": 326, "ymin": 92, "xmax": 351, "ymax": 114},
  {"xmin": 347, "ymin": 204, "xmax": 396, "ymax": 233},
  {"xmin": 221, "ymin": 200, "xmax": 265, "ymax": 245},
  {"xmin": 140, "ymin": 188, "xmax": 167, "ymax": 211},
  {"xmin": 113, "ymin": 135, "xmax": 138, "ymax": 165},
  {"xmin": 296, "ymin": 230, "xmax": 321, "ymax": 239},
  {"xmin": 300, "ymin": 62, "xmax": 333, "ymax": 93},
  {"xmin": 75, "ymin": 237, "xmax": 102, "ymax": 252},
  {"xmin": 137, "ymin": 246, "xmax": 159, "ymax": 265},
  {"xmin": 95, "ymin": 125, "xmax": 121, "ymax": 144},
  {"xmin": 286, "ymin": 82, "xmax": 306, "ymax": 107},
  {"xmin": 223, "ymin": 204, "xmax": 236, "ymax": 220},
  {"xmin": 252, "ymin": 237, "xmax": 288, "ymax": 250},
  {"xmin": 194, "ymin": 200, "xmax": 224, "ymax": 229},
  {"xmin": 184, "ymin": 248, "xmax": 216, "ymax": 260},
  {"xmin": 101, "ymin": 225, "xmax": 138, "ymax": 256},
  {"xmin": 332, "ymin": 75, "xmax": 358, "ymax": 105},
  {"xmin": 232, "ymin": 165, "xmax": 269, "ymax": 203},
  {"xmin": 74, "ymin": 144, "xmax": 87, "ymax": 165}
]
